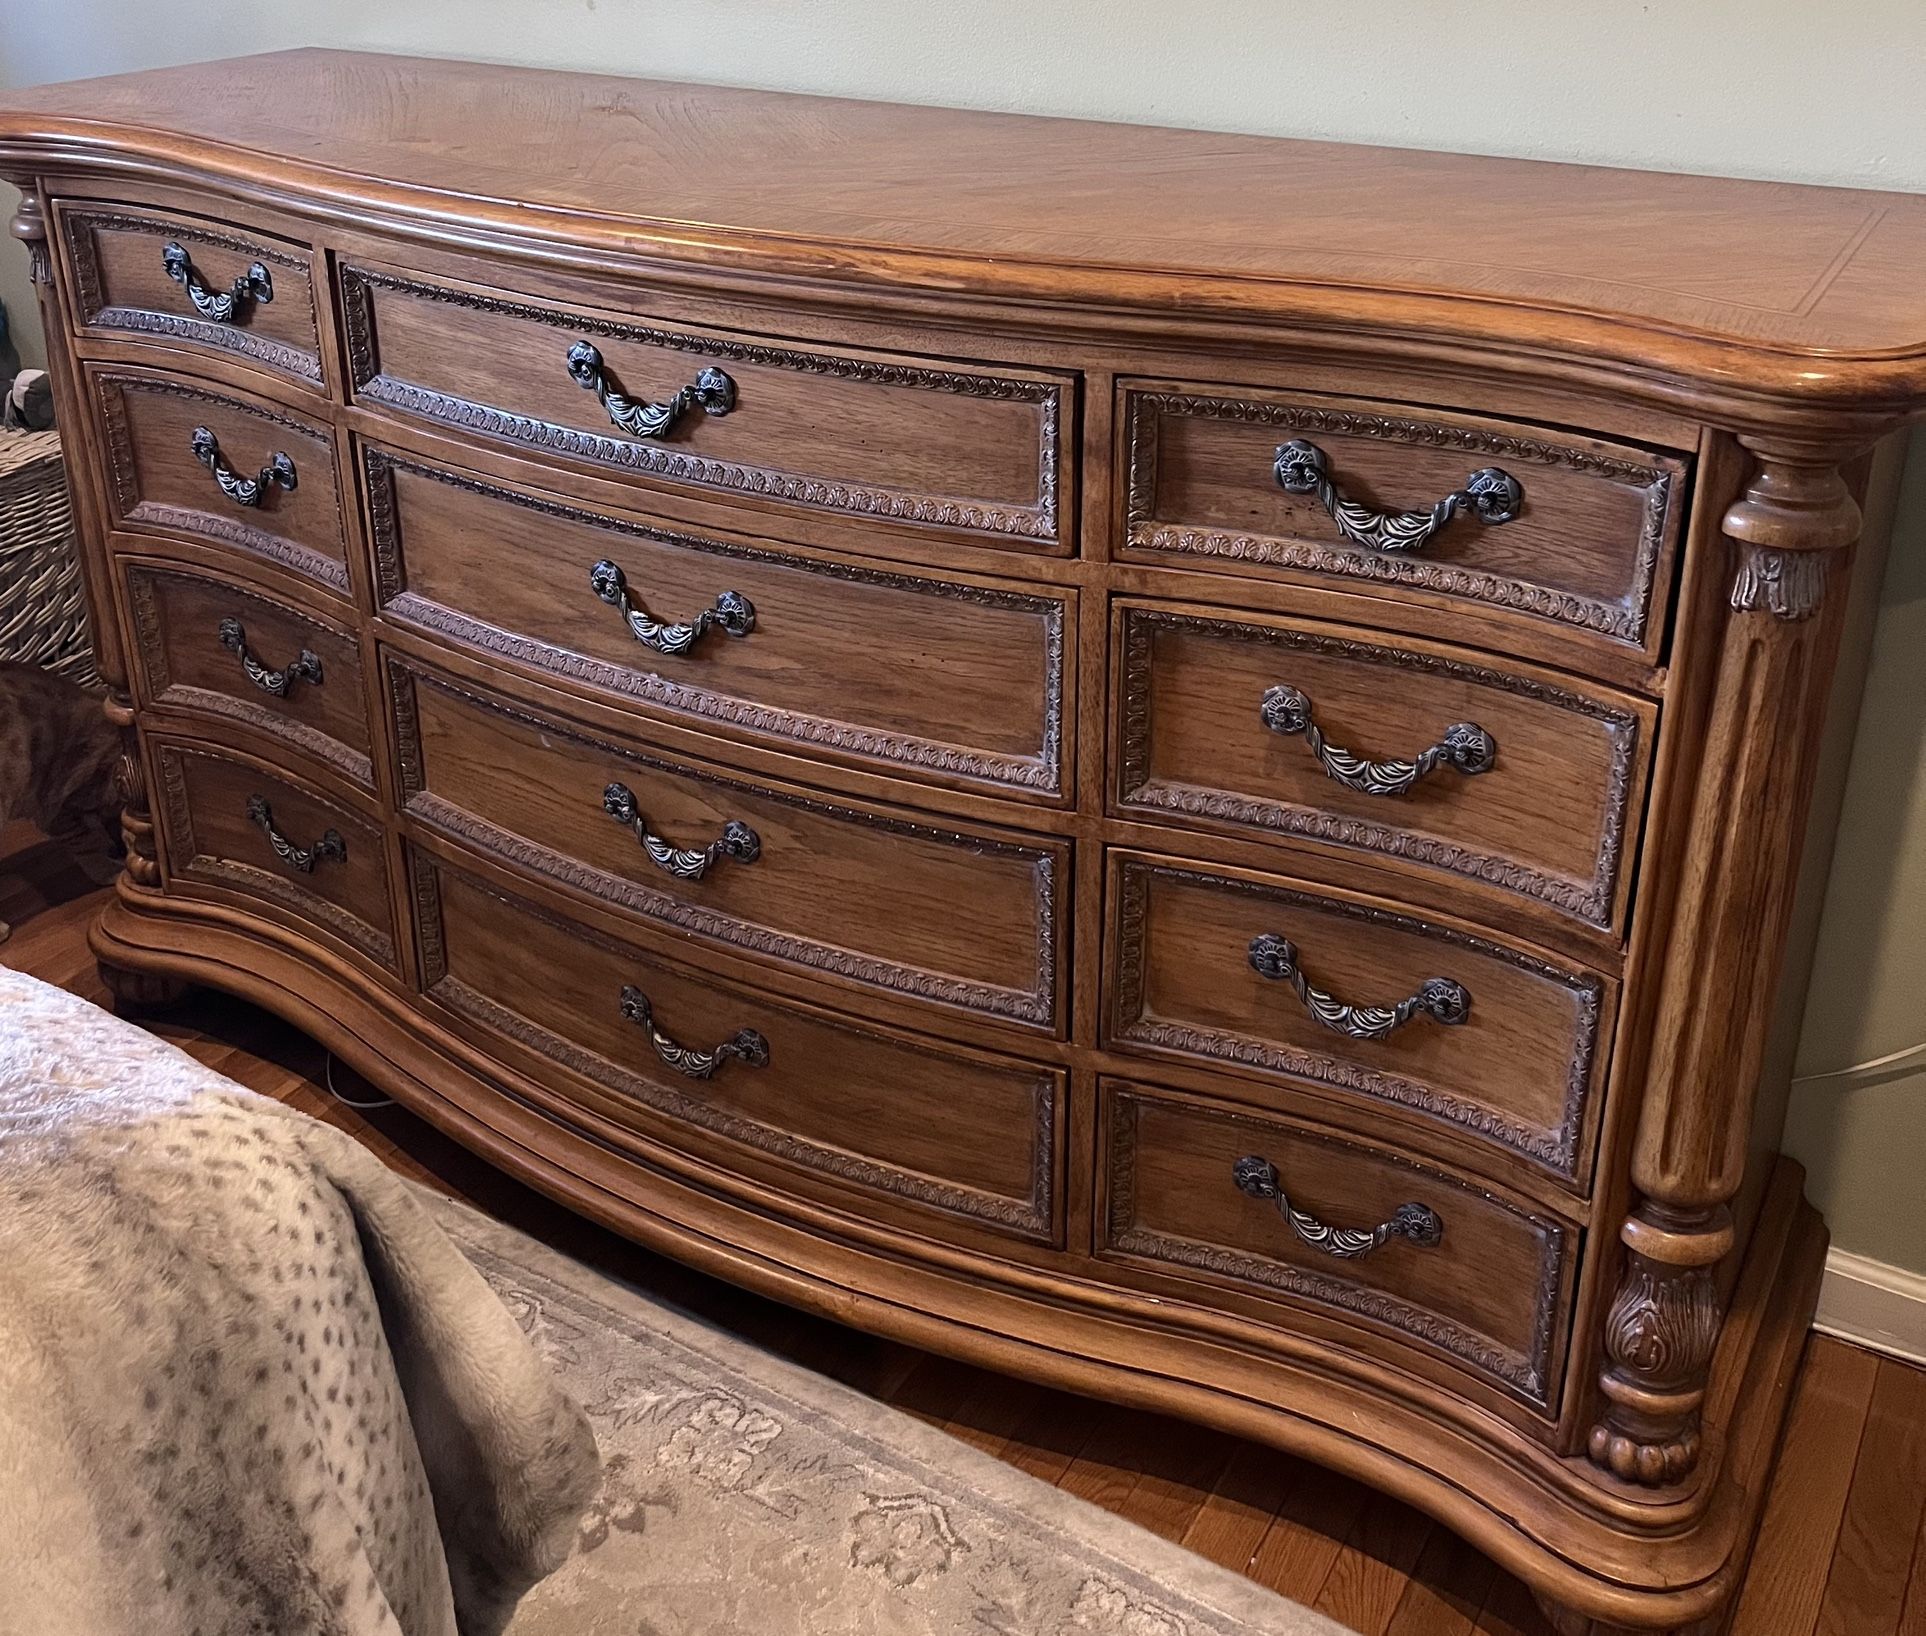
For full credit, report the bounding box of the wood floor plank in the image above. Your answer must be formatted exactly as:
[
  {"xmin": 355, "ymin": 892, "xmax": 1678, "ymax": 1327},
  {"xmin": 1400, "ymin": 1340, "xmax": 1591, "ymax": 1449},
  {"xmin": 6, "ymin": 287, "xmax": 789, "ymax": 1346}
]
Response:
[
  {"xmin": 1179, "ymin": 1440, "xmax": 1294, "ymax": 1576},
  {"xmin": 1314, "ymin": 1487, "xmax": 1436, "ymax": 1635},
  {"xmin": 1110, "ymin": 1423, "xmax": 1238, "ymax": 1544},
  {"xmin": 1729, "ymin": 1334, "xmax": 1881, "ymax": 1636},
  {"xmin": 1245, "ymin": 1453, "xmax": 1372, "ymax": 1606},
  {"xmin": 989, "ymin": 1384, "xmax": 1106, "ymax": 1488},
  {"xmin": 1897, "ymin": 1497, "xmax": 1926, "ymax": 1636},
  {"xmin": 940, "ymin": 1370, "xmax": 1050, "ymax": 1457},
  {"xmin": 1816, "ymin": 1356, "xmax": 1926, "ymax": 1636},
  {"xmin": 1384, "ymin": 1523, "xmax": 1498, "ymax": 1636}
]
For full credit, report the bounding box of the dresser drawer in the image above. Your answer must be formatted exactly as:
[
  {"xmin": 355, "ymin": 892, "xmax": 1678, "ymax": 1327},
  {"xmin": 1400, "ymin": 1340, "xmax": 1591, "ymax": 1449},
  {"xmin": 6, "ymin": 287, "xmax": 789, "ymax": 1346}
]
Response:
[
  {"xmin": 125, "ymin": 560, "xmax": 371, "ymax": 786},
  {"xmin": 388, "ymin": 656, "xmax": 1065, "ymax": 1033},
  {"xmin": 366, "ymin": 445, "xmax": 1070, "ymax": 802},
  {"xmin": 1097, "ymin": 1080, "xmax": 1573, "ymax": 1408},
  {"xmin": 343, "ymin": 261, "xmax": 1069, "ymax": 551},
  {"xmin": 55, "ymin": 200, "xmax": 322, "ymax": 386},
  {"xmin": 1106, "ymin": 854, "xmax": 1610, "ymax": 1184},
  {"xmin": 91, "ymin": 366, "xmax": 348, "ymax": 594},
  {"xmin": 151, "ymin": 739, "xmax": 396, "ymax": 972},
  {"xmin": 1119, "ymin": 383, "xmax": 1686, "ymax": 656},
  {"xmin": 1113, "ymin": 601, "xmax": 1652, "ymax": 932},
  {"xmin": 415, "ymin": 854, "xmax": 1062, "ymax": 1245}
]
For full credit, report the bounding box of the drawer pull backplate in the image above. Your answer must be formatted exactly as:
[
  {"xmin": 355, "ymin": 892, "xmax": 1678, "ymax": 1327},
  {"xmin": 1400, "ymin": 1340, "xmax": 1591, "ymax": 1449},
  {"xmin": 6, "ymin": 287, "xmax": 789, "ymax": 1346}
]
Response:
[
  {"xmin": 602, "ymin": 782, "xmax": 761, "ymax": 881},
  {"xmin": 161, "ymin": 240, "xmax": 273, "ymax": 324},
  {"xmin": 1273, "ymin": 437, "xmax": 1523, "ymax": 554},
  {"xmin": 566, "ymin": 340, "xmax": 737, "ymax": 440},
  {"xmin": 1260, "ymin": 684, "xmax": 1496, "ymax": 796},
  {"xmin": 190, "ymin": 426, "xmax": 297, "ymax": 509},
  {"xmin": 218, "ymin": 617, "xmax": 323, "ymax": 698},
  {"xmin": 1249, "ymin": 931, "xmax": 1471, "ymax": 1040},
  {"xmin": 588, "ymin": 559, "xmax": 755, "ymax": 656},
  {"xmin": 619, "ymin": 984, "xmax": 769, "ymax": 1080},
  {"xmin": 1232, "ymin": 1154, "xmax": 1444, "ymax": 1259},
  {"xmin": 245, "ymin": 795, "xmax": 345, "ymax": 874}
]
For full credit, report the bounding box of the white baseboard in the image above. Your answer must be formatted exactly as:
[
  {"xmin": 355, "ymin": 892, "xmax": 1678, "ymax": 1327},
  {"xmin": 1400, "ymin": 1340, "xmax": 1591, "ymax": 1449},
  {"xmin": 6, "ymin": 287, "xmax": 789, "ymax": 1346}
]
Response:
[{"xmin": 1813, "ymin": 1248, "xmax": 1926, "ymax": 1366}]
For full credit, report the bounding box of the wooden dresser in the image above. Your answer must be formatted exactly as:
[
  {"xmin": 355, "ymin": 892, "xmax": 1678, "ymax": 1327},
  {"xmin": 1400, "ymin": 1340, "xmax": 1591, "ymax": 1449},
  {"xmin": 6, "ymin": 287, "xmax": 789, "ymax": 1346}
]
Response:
[{"xmin": 5, "ymin": 51, "xmax": 1921, "ymax": 1634}]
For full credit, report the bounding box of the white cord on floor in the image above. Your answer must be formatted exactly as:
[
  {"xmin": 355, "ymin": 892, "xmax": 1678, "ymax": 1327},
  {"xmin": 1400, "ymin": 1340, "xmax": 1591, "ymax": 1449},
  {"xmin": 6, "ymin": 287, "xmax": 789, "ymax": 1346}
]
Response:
[{"xmin": 322, "ymin": 1051, "xmax": 396, "ymax": 1110}]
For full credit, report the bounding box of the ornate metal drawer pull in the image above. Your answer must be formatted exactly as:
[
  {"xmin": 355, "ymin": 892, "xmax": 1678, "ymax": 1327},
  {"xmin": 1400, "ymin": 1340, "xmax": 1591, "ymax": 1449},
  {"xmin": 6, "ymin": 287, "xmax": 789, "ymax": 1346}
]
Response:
[
  {"xmin": 1259, "ymin": 685, "xmax": 1496, "ymax": 796},
  {"xmin": 566, "ymin": 341, "xmax": 737, "ymax": 440},
  {"xmin": 1273, "ymin": 438, "xmax": 1523, "ymax": 554},
  {"xmin": 1231, "ymin": 1155, "xmax": 1443, "ymax": 1260},
  {"xmin": 190, "ymin": 426, "xmax": 298, "ymax": 508},
  {"xmin": 161, "ymin": 240, "xmax": 274, "ymax": 324},
  {"xmin": 588, "ymin": 560, "xmax": 755, "ymax": 655},
  {"xmin": 602, "ymin": 783, "xmax": 760, "ymax": 880},
  {"xmin": 245, "ymin": 795, "xmax": 345, "ymax": 874},
  {"xmin": 1248, "ymin": 932, "xmax": 1471, "ymax": 1040},
  {"xmin": 619, "ymin": 984, "xmax": 769, "ymax": 1080},
  {"xmin": 218, "ymin": 618, "xmax": 323, "ymax": 698}
]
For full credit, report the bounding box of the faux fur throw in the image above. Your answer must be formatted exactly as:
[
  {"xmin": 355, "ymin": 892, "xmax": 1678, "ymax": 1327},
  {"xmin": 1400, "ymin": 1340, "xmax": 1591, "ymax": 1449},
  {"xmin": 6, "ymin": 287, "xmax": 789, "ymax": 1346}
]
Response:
[{"xmin": 0, "ymin": 968, "xmax": 599, "ymax": 1636}]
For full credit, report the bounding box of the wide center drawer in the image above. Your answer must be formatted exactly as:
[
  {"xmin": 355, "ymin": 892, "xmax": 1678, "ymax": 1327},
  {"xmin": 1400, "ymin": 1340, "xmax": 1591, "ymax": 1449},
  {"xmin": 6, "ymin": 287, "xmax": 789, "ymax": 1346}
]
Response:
[
  {"xmin": 364, "ymin": 444, "xmax": 1071, "ymax": 802},
  {"xmin": 343, "ymin": 260, "xmax": 1070, "ymax": 551},
  {"xmin": 387, "ymin": 655, "xmax": 1065, "ymax": 1033},
  {"xmin": 413, "ymin": 852, "xmax": 1062, "ymax": 1245},
  {"xmin": 1113, "ymin": 600, "xmax": 1653, "ymax": 932},
  {"xmin": 1105, "ymin": 853, "xmax": 1612, "ymax": 1185}
]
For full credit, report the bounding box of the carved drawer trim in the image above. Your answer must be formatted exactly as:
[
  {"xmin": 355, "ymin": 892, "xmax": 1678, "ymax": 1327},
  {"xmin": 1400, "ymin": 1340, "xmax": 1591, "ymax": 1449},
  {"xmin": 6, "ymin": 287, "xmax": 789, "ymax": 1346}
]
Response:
[
  {"xmin": 1122, "ymin": 391, "xmax": 1680, "ymax": 646},
  {"xmin": 62, "ymin": 207, "xmax": 322, "ymax": 383},
  {"xmin": 388, "ymin": 659, "xmax": 1062, "ymax": 1028},
  {"xmin": 1115, "ymin": 605, "xmax": 1642, "ymax": 929},
  {"xmin": 127, "ymin": 565, "xmax": 372, "ymax": 787},
  {"xmin": 410, "ymin": 852, "xmax": 1060, "ymax": 1240},
  {"xmin": 1109, "ymin": 858, "xmax": 1605, "ymax": 1177},
  {"xmin": 365, "ymin": 447, "xmax": 1066, "ymax": 796},
  {"xmin": 1101, "ymin": 1085, "xmax": 1569, "ymax": 1406},
  {"xmin": 342, "ymin": 263, "xmax": 1065, "ymax": 543}
]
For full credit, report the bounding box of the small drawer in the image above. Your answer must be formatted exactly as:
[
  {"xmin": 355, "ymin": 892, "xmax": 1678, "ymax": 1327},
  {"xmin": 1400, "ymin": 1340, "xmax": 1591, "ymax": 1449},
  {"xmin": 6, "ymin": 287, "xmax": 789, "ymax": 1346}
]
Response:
[
  {"xmin": 1097, "ymin": 1079, "xmax": 1574, "ymax": 1408},
  {"xmin": 1118, "ymin": 382, "xmax": 1686, "ymax": 655},
  {"xmin": 1113, "ymin": 601, "xmax": 1653, "ymax": 931},
  {"xmin": 343, "ymin": 260, "xmax": 1070, "ymax": 551},
  {"xmin": 55, "ymin": 201, "xmax": 323, "ymax": 386},
  {"xmin": 125, "ymin": 561, "xmax": 371, "ymax": 786},
  {"xmin": 414, "ymin": 853, "xmax": 1062, "ymax": 1245},
  {"xmin": 1105, "ymin": 853, "xmax": 1611, "ymax": 1184},
  {"xmin": 366, "ymin": 444, "xmax": 1070, "ymax": 802},
  {"xmin": 151, "ymin": 739, "xmax": 396, "ymax": 972},
  {"xmin": 388, "ymin": 656, "xmax": 1065, "ymax": 1032},
  {"xmin": 91, "ymin": 365, "xmax": 348, "ymax": 594}
]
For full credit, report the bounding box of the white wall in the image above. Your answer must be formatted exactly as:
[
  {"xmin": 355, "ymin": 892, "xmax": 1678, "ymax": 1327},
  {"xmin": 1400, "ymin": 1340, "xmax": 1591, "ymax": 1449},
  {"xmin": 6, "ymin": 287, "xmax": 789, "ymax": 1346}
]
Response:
[{"xmin": 3, "ymin": 0, "xmax": 1923, "ymax": 1264}]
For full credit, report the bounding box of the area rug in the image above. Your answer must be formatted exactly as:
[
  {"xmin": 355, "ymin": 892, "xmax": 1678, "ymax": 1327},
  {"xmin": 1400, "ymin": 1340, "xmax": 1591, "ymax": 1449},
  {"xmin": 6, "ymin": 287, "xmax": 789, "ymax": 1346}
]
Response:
[{"xmin": 424, "ymin": 1193, "xmax": 1348, "ymax": 1636}]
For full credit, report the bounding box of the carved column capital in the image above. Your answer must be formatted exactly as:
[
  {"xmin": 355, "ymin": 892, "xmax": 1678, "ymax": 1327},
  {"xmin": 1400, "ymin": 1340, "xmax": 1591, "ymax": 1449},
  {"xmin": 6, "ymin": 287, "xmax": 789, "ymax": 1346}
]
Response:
[
  {"xmin": 1722, "ymin": 437, "xmax": 1867, "ymax": 621},
  {"xmin": 6, "ymin": 185, "xmax": 51, "ymax": 286}
]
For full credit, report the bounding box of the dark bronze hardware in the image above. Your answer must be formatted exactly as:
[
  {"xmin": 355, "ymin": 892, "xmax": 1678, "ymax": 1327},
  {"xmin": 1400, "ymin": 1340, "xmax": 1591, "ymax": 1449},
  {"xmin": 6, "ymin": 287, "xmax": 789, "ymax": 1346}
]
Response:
[
  {"xmin": 588, "ymin": 560, "xmax": 755, "ymax": 655},
  {"xmin": 160, "ymin": 240, "xmax": 273, "ymax": 323},
  {"xmin": 218, "ymin": 617, "xmax": 323, "ymax": 698},
  {"xmin": 1259, "ymin": 685, "xmax": 1496, "ymax": 795},
  {"xmin": 1231, "ymin": 1154, "xmax": 1443, "ymax": 1259},
  {"xmin": 190, "ymin": 426, "xmax": 297, "ymax": 508},
  {"xmin": 1273, "ymin": 438, "xmax": 1523, "ymax": 553},
  {"xmin": 565, "ymin": 340, "xmax": 736, "ymax": 439},
  {"xmin": 1248, "ymin": 932, "xmax": 1471, "ymax": 1040},
  {"xmin": 245, "ymin": 795, "xmax": 345, "ymax": 874},
  {"xmin": 619, "ymin": 984, "xmax": 768, "ymax": 1079},
  {"xmin": 602, "ymin": 783, "xmax": 760, "ymax": 880}
]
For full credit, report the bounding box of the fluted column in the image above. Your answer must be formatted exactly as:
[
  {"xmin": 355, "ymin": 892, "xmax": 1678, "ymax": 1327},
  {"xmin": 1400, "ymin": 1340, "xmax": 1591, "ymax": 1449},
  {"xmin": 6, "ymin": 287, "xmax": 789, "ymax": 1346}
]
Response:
[{"xmin": 1588, "ymin": 436, "xmax": 1865, "ymax": 1486}]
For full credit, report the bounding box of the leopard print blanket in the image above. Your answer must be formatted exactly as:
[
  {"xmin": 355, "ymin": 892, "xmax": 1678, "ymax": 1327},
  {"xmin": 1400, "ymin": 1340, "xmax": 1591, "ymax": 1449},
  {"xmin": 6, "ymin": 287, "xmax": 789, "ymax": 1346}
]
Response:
[{"xmin": 0, "ymin": 968, "xmax": 598, "ymax": 1636}]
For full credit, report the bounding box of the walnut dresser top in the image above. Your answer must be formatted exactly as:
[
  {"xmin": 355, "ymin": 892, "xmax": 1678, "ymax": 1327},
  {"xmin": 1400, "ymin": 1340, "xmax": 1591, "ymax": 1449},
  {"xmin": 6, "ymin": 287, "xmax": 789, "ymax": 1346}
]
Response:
[{"xmin": 4, "ymin": 49, "xmax": 1920, "ymax": 1636}]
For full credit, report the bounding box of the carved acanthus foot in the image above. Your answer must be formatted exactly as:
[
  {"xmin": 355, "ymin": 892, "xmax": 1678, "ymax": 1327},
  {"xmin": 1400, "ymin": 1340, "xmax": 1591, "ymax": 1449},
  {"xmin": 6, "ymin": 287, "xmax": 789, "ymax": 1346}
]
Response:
[{"xmin": 1588, "ymin": 1203, "xmax": 1729, "ymax": 1487}]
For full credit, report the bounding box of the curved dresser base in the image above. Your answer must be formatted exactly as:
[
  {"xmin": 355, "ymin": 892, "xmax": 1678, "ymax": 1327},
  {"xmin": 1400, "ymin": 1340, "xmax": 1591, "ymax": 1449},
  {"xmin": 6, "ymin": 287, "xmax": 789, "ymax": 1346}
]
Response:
[{"xmin": 91, "ymin": 892, "xmax": 1824, "ymax": 1635}]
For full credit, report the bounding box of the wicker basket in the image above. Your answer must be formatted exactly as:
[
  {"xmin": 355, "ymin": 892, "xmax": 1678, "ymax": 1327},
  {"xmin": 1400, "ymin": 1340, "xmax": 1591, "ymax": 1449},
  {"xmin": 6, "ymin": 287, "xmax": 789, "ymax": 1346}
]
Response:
[{"xmin": 0, "ymin": 427, "xmax": 98, "ymax": 685}]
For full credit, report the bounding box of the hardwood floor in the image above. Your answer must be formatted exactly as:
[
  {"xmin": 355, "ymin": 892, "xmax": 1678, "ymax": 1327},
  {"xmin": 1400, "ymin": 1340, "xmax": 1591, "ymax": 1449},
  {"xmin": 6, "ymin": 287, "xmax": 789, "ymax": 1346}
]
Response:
[{"xmin": 6, "ymin": 820, "xmax": 1925, "ymax": 1635}]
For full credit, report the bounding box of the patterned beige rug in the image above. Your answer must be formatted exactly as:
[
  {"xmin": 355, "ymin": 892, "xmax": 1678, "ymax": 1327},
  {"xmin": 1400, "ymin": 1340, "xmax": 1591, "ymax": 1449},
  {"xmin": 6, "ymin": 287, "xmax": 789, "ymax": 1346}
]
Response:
[{"xmin": 425, "ymin": 1194, "xmax": 1347, "ymax": 1636}]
